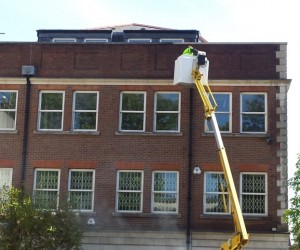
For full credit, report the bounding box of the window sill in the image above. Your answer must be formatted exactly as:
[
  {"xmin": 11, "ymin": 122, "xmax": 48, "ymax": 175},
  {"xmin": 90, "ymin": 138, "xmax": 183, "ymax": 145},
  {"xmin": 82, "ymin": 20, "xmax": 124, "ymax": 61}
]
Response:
[
  {"xmin": 115, "ymin": 131, "xmax": 183, "ymax": 136},
  {"xmin": 202, "ymin": 132, "xmax": 269, "ymax": 138},
  {"xmin": 200, "ymin": 214, "xmax": 232, "ymax": 220},
  {"xmin": 77, "ymin": 211, "xmax": 97, "ymax": 217},
  {"xmin": 33, "ymin": 130, "xmax": 100, "ymax": 135},
  {"xmin": 112, "ymin": 212, "xmax": 181, "ymax": 218},
  {"xmin": 200, "ymin": 214, "xmax": 269, "ymax": 220},
  {"xmin": 0, "ymin": 130, "xmax": 18, "ymax": 134}
]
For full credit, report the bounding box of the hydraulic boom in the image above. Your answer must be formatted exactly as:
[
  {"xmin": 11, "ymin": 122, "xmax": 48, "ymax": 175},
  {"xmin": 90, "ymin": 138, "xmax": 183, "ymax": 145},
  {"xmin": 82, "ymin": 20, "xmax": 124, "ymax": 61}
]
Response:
[{"xmin": 174, "ymin": 47, "xmax": 249, "ymax": 250}]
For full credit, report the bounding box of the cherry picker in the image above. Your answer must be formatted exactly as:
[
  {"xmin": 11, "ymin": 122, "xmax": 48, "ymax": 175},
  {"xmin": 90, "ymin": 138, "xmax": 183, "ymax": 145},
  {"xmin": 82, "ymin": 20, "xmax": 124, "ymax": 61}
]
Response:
[{"xmin": 174, "ymin": 47, "xmax": 249, "ymax": 250}]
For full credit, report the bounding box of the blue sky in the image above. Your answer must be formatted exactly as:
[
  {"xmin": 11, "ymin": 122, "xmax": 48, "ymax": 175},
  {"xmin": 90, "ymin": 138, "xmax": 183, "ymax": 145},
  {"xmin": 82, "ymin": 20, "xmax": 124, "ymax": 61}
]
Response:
[{"xmin": 1, "ymin": 0, "xmax": 299, "ymax": 181}]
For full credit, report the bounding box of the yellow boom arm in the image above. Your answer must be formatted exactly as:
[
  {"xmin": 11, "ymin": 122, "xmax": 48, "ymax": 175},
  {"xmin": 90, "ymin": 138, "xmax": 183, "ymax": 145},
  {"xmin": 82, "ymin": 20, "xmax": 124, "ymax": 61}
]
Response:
[{"xmin": 193, "ymin": 69, "xmax": 249, "ymax": 250}]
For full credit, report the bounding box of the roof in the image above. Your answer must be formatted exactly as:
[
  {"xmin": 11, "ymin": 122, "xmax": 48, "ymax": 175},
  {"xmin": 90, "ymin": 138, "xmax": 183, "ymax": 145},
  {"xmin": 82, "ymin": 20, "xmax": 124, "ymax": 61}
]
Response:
[
  {"xmin": 90, "ymin": 23, "xmax": 174, "ymax": 31},
  {"xmin": 89, "ymin": 23, "xmax": 207, "ymax": 42}
]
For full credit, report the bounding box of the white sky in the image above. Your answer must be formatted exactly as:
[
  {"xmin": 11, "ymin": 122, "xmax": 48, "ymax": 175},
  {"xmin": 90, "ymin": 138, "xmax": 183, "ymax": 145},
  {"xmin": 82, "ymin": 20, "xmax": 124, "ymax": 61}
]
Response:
[{"xmin": 1, "ymin": 0, "xmax": 299, "ymax": 191}]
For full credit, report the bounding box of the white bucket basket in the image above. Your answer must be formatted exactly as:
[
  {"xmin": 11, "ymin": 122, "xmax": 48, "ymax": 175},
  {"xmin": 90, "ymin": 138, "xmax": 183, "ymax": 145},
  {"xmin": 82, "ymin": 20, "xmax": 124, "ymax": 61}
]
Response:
[{"xmin": 173, "ymin": 55, "xmax": 209, "ymax": 86}]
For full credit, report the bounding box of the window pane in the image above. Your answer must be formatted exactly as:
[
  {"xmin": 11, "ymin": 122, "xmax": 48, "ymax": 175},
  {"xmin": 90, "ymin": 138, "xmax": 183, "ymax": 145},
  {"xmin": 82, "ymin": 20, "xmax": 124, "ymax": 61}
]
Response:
[
  {"xmin": 34, "ymin": 190, "xmax": 58, "ymax": 209},
  {"xmin": 153, "ymin": 193, "xmax": 177, "ymax": 212},
  {"xmin": 118, "ymin": 192, "xmax": 141, "ymax": 211},
  {"xmin": 41, "ymin": 93, "xmax": 63, "ymax": 110},
  {"xmin": 70, "ymin": 171, "xmax": 93, "ymax": 190},
  {"xmin": 0, "ymin": 92, "xmax": 16, "ymax": 109},
  {"xmin": 118, "ymin": 172, "xmax": 142, "ymax": 191},
  {"xmin": 0, "ymin": 111, "xmax": 16, "ymax": 129},
  {"xmin": 156, "ymin": 93, "xmax": 179, "ymax": 111},
  {"xmin": 242, "ymin": 94, "xmax": 265, "ymax": 112},
  {"xmin": 156, "ymin": 113, "xmax": 178, "ymax": 131},
  {"xmin": 122, "ymin": 93, "xmax": 144, "ymax": 111},
  {"xmin": 242, "ymin": 195, "xmax": 265, "ymax": 214},
  {"xmin": 242, "ymin": 174, "xmax": 265, "ymax": 193},
  {"xmin": 210, "ymin": 94, "xmax": 229, "ymax": 112},
  {"xmin": 242, "ymin": 114, "xmax": 265, "ymax": 132},
  {"xmin": 121, "ymin": 113, "xmax": 144, "ymax": 130},
  {"xmin": 69, "ymin": 191, "xmax": 93, "ymax": 210},
  {"xmin": 74, "ymin": 112, "xmax": 96, "ymax": 130},
  {"xmin": 36, "ymin": 171, "xmax": 59, "ymax": 189},
  {"xmin": 75, "ymin": 93, "xmax": 97, "ymax": 110},
  {"xmin": 205, "ymin": 193, "xmax": 229, "ymax": 213},
  {"xmin": 206, "ymin": 173, "xmax": 227, "ymax": 192},
  {"xmin": 207, "ymin": 113, "xmax": 229, "ymax": 131},
  {"xmin": 154, "ymin": 173, "xmax": 177, "ymax": 192},
  {"xmin": 40, "ymin": 112, "xmax": 62, "ymax": 129}
]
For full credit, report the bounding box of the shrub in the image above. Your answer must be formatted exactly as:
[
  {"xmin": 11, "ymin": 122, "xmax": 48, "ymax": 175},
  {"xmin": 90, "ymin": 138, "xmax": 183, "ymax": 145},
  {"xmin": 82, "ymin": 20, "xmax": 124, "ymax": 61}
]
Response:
[{"xmin": 0, "ymin": 187, "xmax": 83, "ymax": 250}]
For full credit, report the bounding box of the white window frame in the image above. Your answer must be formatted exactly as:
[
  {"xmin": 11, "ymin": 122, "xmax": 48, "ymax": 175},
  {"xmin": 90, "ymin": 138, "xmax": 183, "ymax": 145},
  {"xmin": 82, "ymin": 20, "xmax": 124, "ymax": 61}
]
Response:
[
  {"xmin": 240, "ymin": 93, "xmax": 267, "ymax": 133},
  {"xmin": 128, "ymin": 38, "xmax": 152, "ymax": 43},
  {"xmin": 119, "ymin": 91, "xmax": 146, "ymax": 132},
  {"xmin": 154, "ymin": 92, "xmax": 181, "ymax": 132},
  {"xmin": 68, "ymin": 169, "xmax": 95, "ymax": 212},
  {"xmin": 159, "ymin": 38, "xmax": 184, "ymax": 43},
  {"xmin": 151, "ymin": 171, "xmax": 179, "ymax": 214},
  {"xmin": 84, "ymin": 38, "xmax": 108, "ymax": 43},
  {"xmin": 116, "ymin": 170, "xmax": 144, "ymax": 213},
  {"xmin": 0, "ymin": 90, "xmax": 18, "ymax": 130},
  {"xmin": 205, "ymin": 92, "xmax": 232, "ymax": 133},
  {"xmin": 38, "ymin": 91, "xmax": 65, "ymax": 131},
  {"xmin": 53, "ymin": 38, "xmax": 76, "ymax": 43},
  {"xmin": 72, "ymin": 91, "xmax": 99, "ymax": 131},
  {"xmin": 33, "ymin": 169, "xmax": 60, "ymax": 209},
  {"xmin": 0, "ymin": 168, "xmax": 13, "ymax": 191},
  {"xmin": 204, "ymin": 171, "xmax": 230, "ymax": 215},
  {"xmin": 240, "ymin": 172, "xmax": 268, "ymax": 216}
]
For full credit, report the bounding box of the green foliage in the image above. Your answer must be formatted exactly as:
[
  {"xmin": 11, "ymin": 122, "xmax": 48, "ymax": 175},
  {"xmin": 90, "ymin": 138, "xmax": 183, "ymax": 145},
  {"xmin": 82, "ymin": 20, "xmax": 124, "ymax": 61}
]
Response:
[
  {"xmin": 284, "ymin": 154, "xmax": 300, "ymax": 247},
  {"xmin": 0, "ymin": 187, "xmax": 83, "ymax": 250}
]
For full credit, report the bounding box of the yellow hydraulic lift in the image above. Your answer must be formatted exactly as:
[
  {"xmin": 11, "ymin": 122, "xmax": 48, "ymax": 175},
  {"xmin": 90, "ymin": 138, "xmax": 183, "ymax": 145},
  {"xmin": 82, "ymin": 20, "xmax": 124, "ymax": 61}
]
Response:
[{"xmin": 174, "ymin": 47, "xmax": 249, "ymax": 250}]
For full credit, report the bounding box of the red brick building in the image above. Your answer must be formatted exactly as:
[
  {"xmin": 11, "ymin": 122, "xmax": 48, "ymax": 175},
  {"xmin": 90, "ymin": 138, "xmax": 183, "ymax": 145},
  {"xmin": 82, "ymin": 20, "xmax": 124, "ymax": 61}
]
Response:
[{"xmin": 0, "ymin": 40, "xmax": 290, "ymax": 249}]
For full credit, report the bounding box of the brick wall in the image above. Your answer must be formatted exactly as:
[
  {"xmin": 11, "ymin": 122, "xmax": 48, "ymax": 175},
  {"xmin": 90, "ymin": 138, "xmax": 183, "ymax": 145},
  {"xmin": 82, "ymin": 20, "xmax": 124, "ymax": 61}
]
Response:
[
  {"xmin": 0, "ymin": 43, "xmax": 280, "ymax": 79},
  {"xmin": 0, "ymin": 42, "xmax": 288, "ymax": 234}
]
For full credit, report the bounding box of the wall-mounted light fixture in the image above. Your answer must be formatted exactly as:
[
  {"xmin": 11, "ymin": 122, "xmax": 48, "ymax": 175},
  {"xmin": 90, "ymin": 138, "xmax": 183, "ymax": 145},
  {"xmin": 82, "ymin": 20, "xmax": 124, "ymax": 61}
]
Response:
[
  {"xmin": 193, "ymin": 166, "xmax": 201, "ymax": 175},
  {"xmin": 266, "ymin": 136, "xmax": 272, "ymax": 144}
]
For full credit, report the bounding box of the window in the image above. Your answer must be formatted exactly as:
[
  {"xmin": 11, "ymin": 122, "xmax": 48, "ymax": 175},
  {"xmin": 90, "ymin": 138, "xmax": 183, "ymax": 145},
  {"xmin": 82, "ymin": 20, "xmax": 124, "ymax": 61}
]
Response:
[
  {"xmin": 154, "ymin": 92, "xmax": 180, "ymax": 132},
  {"xmin": 128, "ymin": 38, "xmax": 152, "ymax": 43},
  {"xmin": 53, "ymin": 38, "xmax": 76, "ymax": 42},
  {"xmin": 159, "ymin": 38, "xmax": 184, "ymax": 43},
  {"xmin": 38, "ymin": 91, "xmax": 64, "ymax": 131},
  {"xmin": 240, "ymin": 173, "xmax": 267, "ymax": 215},
  {"xmin": 72, "ymin": 91, "xmax": 99, "ymax": 131},
  {"xmin": 119, "ymin": 92, "xmax": 146, "ymax": 132},
  {"xmin": 205, "ymin": 93, "xmax": 231, "ymax": 132},
  {"xmin": 0, "ymin": 168, "xmax": 13, "ymax": 192},
  {"xmin": 152, "ymin": 171, "xmax": 178, "ymax": 213},
  {"xmin": 204, "ymin": 172, "xmax": 230, "ymax": 214},
  {"xmin": 68, "ymin": 170, "xmax": 95, "ymax": 211},
  {"xmin": 0, "ymin": 91, "xmax": 17, "ymax": 130},
  {"xmin": 84, "ymin": 38, "xmax": 108, "ymax": 43},
  {"xmin": 241, "ymin": 93, "xmax": 267, "ymax": 133},
  {"xmin": 116, "ymin": 171, "xmax": 143, "ymax": 212},
  {"xmin": 33, "ymin": 169, "xmax": 60, "ymax": 209}
]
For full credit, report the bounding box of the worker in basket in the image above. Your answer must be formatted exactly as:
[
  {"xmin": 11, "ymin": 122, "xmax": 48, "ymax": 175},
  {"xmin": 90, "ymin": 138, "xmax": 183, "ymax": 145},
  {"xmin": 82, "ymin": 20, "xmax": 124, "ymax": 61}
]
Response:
[{"xmin": 182, "ymin": 46, "xmax": 206, "ymax": 66}]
